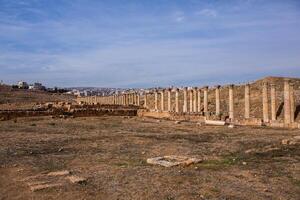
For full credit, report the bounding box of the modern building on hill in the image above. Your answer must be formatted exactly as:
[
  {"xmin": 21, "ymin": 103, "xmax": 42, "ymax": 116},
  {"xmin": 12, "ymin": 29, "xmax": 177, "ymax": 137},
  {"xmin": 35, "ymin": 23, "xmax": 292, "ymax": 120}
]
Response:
[
  {"xmin": 17, "ymin": 81, "xmax": 29, "ymax": 89},
  {"xmin": 29, "ymin": 82, "xmax": 46, "ymax": 90}
]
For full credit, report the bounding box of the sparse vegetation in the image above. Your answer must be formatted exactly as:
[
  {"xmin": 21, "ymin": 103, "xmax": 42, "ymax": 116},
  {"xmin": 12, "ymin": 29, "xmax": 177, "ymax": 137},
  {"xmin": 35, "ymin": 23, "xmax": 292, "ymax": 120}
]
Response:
[{"xmin": 0, "ymin": 116, "xmax": 299, "ymax": 199}]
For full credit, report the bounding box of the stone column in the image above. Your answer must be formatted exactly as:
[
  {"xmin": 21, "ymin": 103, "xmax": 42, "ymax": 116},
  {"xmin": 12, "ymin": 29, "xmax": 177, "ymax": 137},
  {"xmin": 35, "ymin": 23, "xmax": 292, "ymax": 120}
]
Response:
[
  {"xmin": 284, "ymin": 79, "xmax": 291, "ymax": 124},
  {"xmin": 130, "ymin": 93, "xmax": 133, "ymax": 105},
  {"xmin": 262, "ymin": 82, "xmax": 269, "ymax": 122},
  {"xmin": 197, "ymin": 89, "xmax": 201, "ymax": 112},
  {"xmin": 203, "ymin": 86, "xmax": 208, "ymax": 116},
  {"xmin": 154, "ymin": 90, "xmax": 158, "ymax": 111},
  {"xmin": 215, "ymin": 85, "xmax": 220, "ymax": 116},
  {"xmin": 290, "ymin": 83, "xmax": 295, "ymax": 123},
  {"xmin": 270, "ymin": 83, "xmax": 276, "ymax": 121},
  {"xmin": 131, "ymin": 93, "xmax": 134, "ymax": 105},
  {"xmin": 137, "ymin": 93, "xmax": 140, "ymax": 106},
  {"xmin": 193, "ymin": 87, "xmax": 198, "ymax": 113},
  {"xmin": 244, "ymin": 84, "xmax": 250, "ymax": 119},
  {"xmin": 189, "ymin": 89, "xmax": 193, "ymax": 113},
  {"xmin": 127, "ymin": 94, "xmax": 130, "ymax": 105},
  {"xmin": 161, "ymin": 90, "xmax": 165, "ymax": 111},
  {"xmin": 125, "ymin": 94, "xmax": 129, "ymax": 105},
  {"xmin": 167, "ymin": 88, "xmax": 171, "ymax": 112},
  {"xmin": 144, "ymin": 93, "xmax": 147, "ymax": 108},
  {"xmin": 175, "ymin": 88, "xmax": 179, "ymax": 113},
  {"xmin": 183, "ymin": 87, "xmax": 188, "ymax": 113},
  {"xmin": 229, "ymin": 84, "xmax": 234, "ymax": 121},
  {"xmin": 134, "ymin": 93, "xmax": 137, "ymax": 105}
]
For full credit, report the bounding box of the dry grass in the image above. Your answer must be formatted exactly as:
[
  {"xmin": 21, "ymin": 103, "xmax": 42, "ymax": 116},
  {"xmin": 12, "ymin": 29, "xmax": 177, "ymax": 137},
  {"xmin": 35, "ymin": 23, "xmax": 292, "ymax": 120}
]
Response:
[{"xmin": 0, "ymin": 116, "xmax": 299, "ymax": 199}]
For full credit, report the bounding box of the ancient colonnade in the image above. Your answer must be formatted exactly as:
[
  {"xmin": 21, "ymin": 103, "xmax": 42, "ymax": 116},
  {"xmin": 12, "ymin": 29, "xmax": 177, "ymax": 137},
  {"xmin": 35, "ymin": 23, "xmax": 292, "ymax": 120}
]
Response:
[{"xmin": 77, "ymin": 79, "xmax": 297, "ymax": 126}]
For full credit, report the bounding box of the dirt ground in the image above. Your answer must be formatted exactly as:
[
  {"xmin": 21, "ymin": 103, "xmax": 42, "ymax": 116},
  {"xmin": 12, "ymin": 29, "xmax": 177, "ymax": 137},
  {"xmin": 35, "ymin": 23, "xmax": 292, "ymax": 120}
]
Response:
[{"xmin": 0, "ymin": 116, "xmax": 299, "ymax": 200}]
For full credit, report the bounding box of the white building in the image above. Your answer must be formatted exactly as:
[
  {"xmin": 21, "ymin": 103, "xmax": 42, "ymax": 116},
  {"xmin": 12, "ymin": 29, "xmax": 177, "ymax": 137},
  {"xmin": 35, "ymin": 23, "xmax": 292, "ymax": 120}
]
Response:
[{"xmin": 18, "ymin": 81, "xmax": 29, "ymax": 89}]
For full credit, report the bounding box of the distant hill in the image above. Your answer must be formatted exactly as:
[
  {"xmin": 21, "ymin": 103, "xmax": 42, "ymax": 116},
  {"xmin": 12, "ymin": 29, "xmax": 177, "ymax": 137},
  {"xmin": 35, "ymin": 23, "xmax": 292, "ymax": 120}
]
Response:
[{"xmin": 0, "ymin": 85, "xmax": 75, "ymax": 110}]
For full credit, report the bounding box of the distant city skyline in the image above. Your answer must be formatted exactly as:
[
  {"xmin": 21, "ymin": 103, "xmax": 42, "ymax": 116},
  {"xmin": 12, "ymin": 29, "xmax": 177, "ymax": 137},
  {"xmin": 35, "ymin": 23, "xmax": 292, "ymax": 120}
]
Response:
[{"xmin": 0, "ymin": 0, "xmax": 300, "ymax": 88}]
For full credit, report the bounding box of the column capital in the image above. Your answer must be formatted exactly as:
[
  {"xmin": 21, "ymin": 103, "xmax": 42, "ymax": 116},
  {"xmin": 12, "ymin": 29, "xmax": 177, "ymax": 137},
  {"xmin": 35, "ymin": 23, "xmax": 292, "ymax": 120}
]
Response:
[
  {"xmin": 229, "ymin": 84, "xmax": 234, "ymax": 88},
  {"xmin": 215, "ymin": 85, "xmax": 221, "ymax": 89},
  {"xmin": 202, "ymin": 86, "xmax": 209, "ymax": 90}
]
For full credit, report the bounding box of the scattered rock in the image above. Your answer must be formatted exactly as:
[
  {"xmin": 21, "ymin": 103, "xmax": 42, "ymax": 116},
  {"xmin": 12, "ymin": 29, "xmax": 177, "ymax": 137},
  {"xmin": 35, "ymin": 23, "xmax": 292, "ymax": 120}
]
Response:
[
  {"xmin": 58, "ymin": 147, "xmax": 64, "ymax": 152},
  {"xmin": 47, "ymin": 170, "xmax": 70, "ymax": 176},
  {"xmin": 205, "ymin": 120, "xmax": 226, "ymax": 126},
  {"xmin": 196, "ymin": 122, "xmax": 203, "ymax": 126},
  {"xmin": 281, "ymin": 139, "xmax": 289, "ymax": 145},
  {"xmin": 174, "ymin": 121, "xmax": 181, "ymax": 124},
  {"xmin": 147, "ymin": 155, "xmax": 202, "ymax": 167},
  {"xmin": 228, "ymin": 124, "xmax": 235, "ymax": 128},
  {"xmin": 242, "ymin": 162, "xmax": 247, "ymax": 165},
  {"xmin": 30, "ymin": 183, "xmax": 62, "ymax": 192},
  {"xmin": 67, "ymin": 175, "xmax": 87, "ymax": 184},
  {"xmin": 282, "ymin": 137, "xmax": 300, "ymax": 145},
  {"xmin": 245, "ymin": 146, "xmax": 280, "ymax": 154}
]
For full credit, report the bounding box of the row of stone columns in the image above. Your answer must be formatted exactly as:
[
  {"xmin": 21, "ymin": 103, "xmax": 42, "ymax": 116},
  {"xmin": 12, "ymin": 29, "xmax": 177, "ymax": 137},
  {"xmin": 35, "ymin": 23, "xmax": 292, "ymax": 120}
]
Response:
[
  {"xmin": 145, "ymin": 80, "xmax": 296, "ymax": 125},
  {"xmin": 78, "ymin": 79, "xmax": 296, "ymax": 126},
  {"xmin": 149, "ymin": 86, "xmax": 233, "ymax": 120},
  {"xmin": 79, "ymin": 93, "xmax": 140, "ymax": 106},
  {"xmin": 260, "ymin": 79, "xmax": 295, "ymax": 124}
]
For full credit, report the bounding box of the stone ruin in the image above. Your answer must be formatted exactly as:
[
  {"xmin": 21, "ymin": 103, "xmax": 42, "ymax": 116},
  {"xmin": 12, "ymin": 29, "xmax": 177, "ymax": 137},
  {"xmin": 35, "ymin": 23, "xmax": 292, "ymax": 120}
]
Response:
[
  {"xmin": 0, "ymin": 101, "xmax": 138, "ymax": 121},
  {"xmin": 78, "ymin": 78, "xmax": 300, "ymax": 129}
]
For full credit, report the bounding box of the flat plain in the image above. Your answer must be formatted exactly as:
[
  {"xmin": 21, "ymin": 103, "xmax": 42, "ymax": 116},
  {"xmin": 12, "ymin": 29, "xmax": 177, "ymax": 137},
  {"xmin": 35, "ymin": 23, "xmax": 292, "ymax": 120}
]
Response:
[{"xmin": 0, "ymin": 116, "xmax": 299, "ymax": 200}]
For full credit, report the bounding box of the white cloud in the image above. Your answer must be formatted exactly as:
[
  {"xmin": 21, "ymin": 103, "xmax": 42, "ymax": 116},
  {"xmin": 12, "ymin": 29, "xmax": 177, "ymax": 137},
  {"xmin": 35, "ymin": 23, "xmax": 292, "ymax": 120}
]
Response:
[
  {"xmin": 172, "ymin": 11, "xmax": 185, "ymax": 23},
  {"xmin": 175, "ymin": 16, "xmax": 185, "ymax": 22},
  {"xmin": 196, "ymin": 9, "xmax": 217, "ymax": 17}
]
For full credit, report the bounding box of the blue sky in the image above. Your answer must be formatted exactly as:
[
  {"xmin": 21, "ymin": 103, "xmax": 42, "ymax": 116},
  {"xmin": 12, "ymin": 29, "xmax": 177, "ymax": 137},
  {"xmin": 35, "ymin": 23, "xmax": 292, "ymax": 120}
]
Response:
[{"xmin": 0, "ymin": 0, "xmax": 300, "ymax": 88}]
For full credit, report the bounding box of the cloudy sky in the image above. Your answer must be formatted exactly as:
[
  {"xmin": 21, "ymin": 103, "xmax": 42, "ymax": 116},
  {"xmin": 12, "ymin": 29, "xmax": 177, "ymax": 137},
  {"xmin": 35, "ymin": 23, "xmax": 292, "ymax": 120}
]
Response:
[{"xmin": 0, "ymin": 0, "xmax": 299, "ymax": 88}]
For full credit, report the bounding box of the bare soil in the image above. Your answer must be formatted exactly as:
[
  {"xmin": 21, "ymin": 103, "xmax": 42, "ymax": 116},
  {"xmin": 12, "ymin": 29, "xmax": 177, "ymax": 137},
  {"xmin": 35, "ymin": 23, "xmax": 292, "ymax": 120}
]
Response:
[{"xmin": 0, "ymin": 116, "xmax": 299, "ymax": 200}]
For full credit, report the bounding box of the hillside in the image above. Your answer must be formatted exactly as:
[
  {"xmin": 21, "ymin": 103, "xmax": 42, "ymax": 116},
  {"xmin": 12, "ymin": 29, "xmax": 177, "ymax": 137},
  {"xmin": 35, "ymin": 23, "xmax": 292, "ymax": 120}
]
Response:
[{"xmin": 0, "ymin": 85, "xmax": 75, "ymax": 110}]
